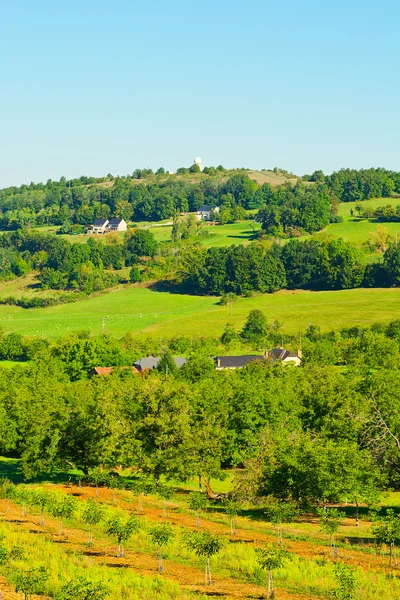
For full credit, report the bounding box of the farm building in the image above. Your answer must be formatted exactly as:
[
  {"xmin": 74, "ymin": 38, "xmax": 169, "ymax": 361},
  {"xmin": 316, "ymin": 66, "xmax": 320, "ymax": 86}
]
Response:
[
  {"xmin": 214, "ymin": 355, "xmax": 263, "ymax": 370},
  {"xmin": 133, "ymin": 356, "xmax": 187, "ymax": 373},
  {"xmin": 108, "ymin": 218, "xmax": 127, "ymax": 232},
  {"xmin": 214, "ymin": 349, "xmax": 302, "ymax": 370},
  {"xmin": 88, "ymin": 218, "xmax": 109, "ymax": 234},
  {"xmin": 89, "ymin": 366, "xmax": 139, "ymax": 377},
  {"xmin": 196, "ymin": 205, "xmax": 219, "ymax": 221},
  {"xmin": 87, "ymin": 218, "xmax": 127, "ymax": 234},
  {"xmin": 268, "ymin": 347, "xmax": 302, "ymax": 366}
]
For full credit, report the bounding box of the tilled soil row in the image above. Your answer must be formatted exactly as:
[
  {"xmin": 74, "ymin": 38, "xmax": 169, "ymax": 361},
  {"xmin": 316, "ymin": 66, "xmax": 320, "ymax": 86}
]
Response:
[
  {"xmin": 0, "ymin": 501, "xmax": 322, "ymax": 600},
  {"xmin": 53, "ymin": 483, "xmax": 395, "ymax": 575}
]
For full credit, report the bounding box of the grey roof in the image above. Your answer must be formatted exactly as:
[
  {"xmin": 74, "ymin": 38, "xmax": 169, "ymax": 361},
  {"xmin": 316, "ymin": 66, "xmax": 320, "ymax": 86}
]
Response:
[
  {"xmin": 133, "ymin": 356, "xmax": 187, "ymax": 371},
  {"xmin": 134, "ymin": 357, "xmax": 160, "ymax": 371},
  {"xmin": 269, "ymin": 348, "xmax": 299, "ymax": 361},
  {"xmin": 198, "ymin": 205, "xmax": 215, "ymax": 212},
  {"xmin": 108, "ymin": 218, "xmax": 123, "ymax": 225},
  {"xmin": 214, "ymin": 355, "xmax": 263, "ymax": 368},
  {"xmin": 175, "ymin": 357, "xmax": 187, "ymax": 368},
  {"xmin": 93, "ymin": 218, "xmax": 108, "ymax": 227}
]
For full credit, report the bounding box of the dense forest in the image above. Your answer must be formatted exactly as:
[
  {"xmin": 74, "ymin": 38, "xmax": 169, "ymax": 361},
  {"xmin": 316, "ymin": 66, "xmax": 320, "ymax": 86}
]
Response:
[
  {"xmin": 1, "ymin": 316, "xmax": 400, "ymax": 506},
  {"xmin": 1, "ymin": 166, "xmax": 399, "ymax": 231}
]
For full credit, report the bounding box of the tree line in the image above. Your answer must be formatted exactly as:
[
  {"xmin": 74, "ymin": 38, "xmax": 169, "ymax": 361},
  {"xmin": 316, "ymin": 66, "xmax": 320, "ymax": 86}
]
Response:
[
  {"xmin": 254, "ymin": 181, "xmax": 336, "ymax": 236},
  {"xmin": 0, "ymin": 170, "xmax": 258, "ymax": 229},
  {"xmin": 356, "ymin": 203, "xmax": 400, "ymax": 221},
  {"xmin": 183, "ymin": 236, "xmax": 400, "ymax": 295},
  {"xmin": 1, "ymin": 318, "xmax": 400, "ymax": 503},
  {"xmin": 0, "ymin": 228, "xmax": 157, "ymax": 294},
  {"xmin": 3, "ymin": 165, "xmax": 399, "ymax": 231},
  {"xmin": 304, "ymin": 167, "xmax": 400, "ymax": 203},
  {"xmin": 4, "ymin": 226, "xmax": 400, "ymax": 301}
]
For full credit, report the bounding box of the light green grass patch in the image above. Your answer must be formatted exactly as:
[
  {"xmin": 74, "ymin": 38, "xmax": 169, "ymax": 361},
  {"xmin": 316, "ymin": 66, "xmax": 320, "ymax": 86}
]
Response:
[
  {"xmin": 0, "ymin": 286, "xmax": 400, "ymax": 339},
  {"xmin": 148, "ymin": 221, "xmax": 262, "ymax": 247},
  {"xmin": 321, "ymin": 197, "xmax": 400, "ymax": 244}
]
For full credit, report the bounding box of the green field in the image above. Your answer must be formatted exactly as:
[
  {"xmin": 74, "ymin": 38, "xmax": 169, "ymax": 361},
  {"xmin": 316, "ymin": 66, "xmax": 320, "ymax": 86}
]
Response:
[
  {"xmin": 148, "ymin": 221, "xmax": 262, "ymax": 246},
  {"xmin": 0, "ymin": 285, "xmax": 399, "ymax": 338},
  {"xmin": 322, "ymin": 196, "xmax": 400, "ymax": 243}
]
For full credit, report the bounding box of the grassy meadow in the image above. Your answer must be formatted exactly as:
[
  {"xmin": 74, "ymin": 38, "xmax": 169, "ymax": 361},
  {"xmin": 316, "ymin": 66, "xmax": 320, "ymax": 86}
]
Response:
[
  {"xmin": 0, "ymin": 285, "xmax": 399, "ymax": 338},
  {"xmin": 321, "ymin": 196, "xmax": 400, "ymax": 244}
]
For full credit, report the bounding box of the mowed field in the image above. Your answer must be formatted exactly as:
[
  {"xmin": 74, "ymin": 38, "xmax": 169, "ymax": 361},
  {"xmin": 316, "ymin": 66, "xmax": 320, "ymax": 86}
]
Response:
[
  {"xmin": 323, "ymin": 196, "xmax": 400, "ymax": 243},
  {"xmin": 1, "ymin": 285, "xmax": 400, "ymax": 338},
  {"xmin": 148, "ymin": 221, "xmax": 262, "ymax": 246}
]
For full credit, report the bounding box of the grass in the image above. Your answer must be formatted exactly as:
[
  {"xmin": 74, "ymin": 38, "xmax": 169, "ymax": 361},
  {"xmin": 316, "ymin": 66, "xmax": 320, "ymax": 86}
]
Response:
[
  {"xmin": 149, "ymin": 221, "xmax": 262, "ymax": 246},
  {"xmin": 321, "ymin": 197, "xmax": 400, "ymax": 244},
  {"xmin": 3, "ymin": 466, "xmax": 400, "ymax": 600},
  {"xmin": 0, "ymin": 285, "xmax": 399, "ymax": 339},
  {"xmin": 0, "ymin": 272, "xmax": 72, "ymax": 299}
]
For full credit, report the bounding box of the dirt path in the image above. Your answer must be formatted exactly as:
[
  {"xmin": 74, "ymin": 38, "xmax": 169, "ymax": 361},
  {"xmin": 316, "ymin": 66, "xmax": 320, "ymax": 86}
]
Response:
[{"xmin": 0, "ymin": 574, "xmax": 24, "ymax": 599}]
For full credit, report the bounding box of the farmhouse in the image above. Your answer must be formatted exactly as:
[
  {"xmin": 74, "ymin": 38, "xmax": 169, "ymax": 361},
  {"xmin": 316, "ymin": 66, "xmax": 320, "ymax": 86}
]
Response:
[
  {"xmin": 268, "ymin": 347, "xmax": 302, "ymax": 366},
  {"xmin": 196, "ymin": 205, "xmax": 219, "ymax": 221},
  {"xmin": 214, "ymin": 355, "xmax": 264, "ymax": 370},
  {"xmin": 108, "ymin": 218, "xmax": 127, "ymax": 232},
  {"xmin": 89, "ymin": 366, "xmax": 139, "ymax": 377},
  {"xmin": 87, "ymin": 217, "xmax": 127, "ymax": 234},
  {"xmin": 133, "ymin": 356, "xmax": 187, "ymax": 372},
  {"xmin": 88, "ymin": 218, "xmax": 109, "ymax": 234}
]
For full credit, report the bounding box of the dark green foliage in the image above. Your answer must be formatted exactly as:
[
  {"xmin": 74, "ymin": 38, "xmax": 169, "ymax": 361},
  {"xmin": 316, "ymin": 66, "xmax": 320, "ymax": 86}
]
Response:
[
  {"xmin": 125, "ymin": 229, "xmax": 157, "ymax": 263},
  {"xmin": 327, "ymin": 168, "xmax": 398, "ymax": 202},
  {"xmin": 372, "ymin": 509, "xmax": 400, "ymax": 566},
  {"xmin": 56, "ymin": 577, "xmax": 108, "ymax": 600},
  {"xmin": 188, "ymin": 244, "xmax": 286, "ymax": 295},
  {"xmin": 383, "ymin": 243, "xmax": 400, "ymax": 285},
  {"xmin": 220, "ymin": 322, "xmax": 239, "ymax": 345},
  {"xmin": 185, "ymin": 236, "xmax": 371, "ymax": 296},
  {"xmin": 157, "ymin": 350, "xmax": 178, "ymax": 376},
  {"xmin": 333, "ymin": 563, "xmax": 357, "ymax": 600},
  {"xmin": 129, "ymin": 266, "xmax": 142, "ymax": 283},
  {"xmin": 11, "ymin": 566, "xmax": 49, "ymax": 600},
  {"xmin": 241, "ymin": 310, "xmax": 268, "ymax": 341},
  {"xmin": 255, "ymin": 181, "xmax": 333, "ymax": 235},
  {"xmin": 2, "ymin": 322, "xmax": 400, "ymax": 503}
]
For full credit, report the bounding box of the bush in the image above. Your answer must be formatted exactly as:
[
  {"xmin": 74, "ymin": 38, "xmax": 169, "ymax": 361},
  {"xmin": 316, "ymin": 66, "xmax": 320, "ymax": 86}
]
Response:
[{"xmin": 129, "ymin": 266, "xmax": 142, "ymax": 283}]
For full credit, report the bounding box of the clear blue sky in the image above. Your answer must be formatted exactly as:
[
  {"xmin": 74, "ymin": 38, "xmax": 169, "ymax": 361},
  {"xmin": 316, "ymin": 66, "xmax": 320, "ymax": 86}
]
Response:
[{"xmin": 1, "ymin": 0, "xmax": 399, "ymax": 187}]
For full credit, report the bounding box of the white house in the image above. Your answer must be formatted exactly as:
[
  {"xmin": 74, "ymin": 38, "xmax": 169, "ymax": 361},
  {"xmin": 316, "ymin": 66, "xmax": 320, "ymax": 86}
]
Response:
[
  {"xmin": 196, "ymin": 205, "xmax": 219, "ymax": 221},
  {"xmin": 268, "ymin": 347, "xmax": 302, "ymax": 366},
  {"xmin": 108, "ymin": 218, "xmax": 127, "ymax": 232},
  {"xmin": 88, "ymin": 218, "xmax": 109, "ymax": 234}
]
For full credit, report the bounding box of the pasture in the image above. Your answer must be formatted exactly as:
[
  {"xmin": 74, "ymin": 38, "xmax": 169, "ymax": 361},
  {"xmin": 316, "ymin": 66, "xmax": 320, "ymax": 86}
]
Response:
[
  {"xmin": 149, "ymin": 221, "xmax": 262, "ymax": 246},
  {"xmin": 0, "ymin": 285, "xmax": 400, "ymax": 339},
  {"xmin": 323, "ymin": 197, "xmax": 400, "ymax": 244}
]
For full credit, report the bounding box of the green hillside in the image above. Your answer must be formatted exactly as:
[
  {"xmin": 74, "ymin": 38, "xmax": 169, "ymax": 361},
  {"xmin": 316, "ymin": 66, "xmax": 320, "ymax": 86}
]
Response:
[{"xmin": 1, "ymin": 285, "xmax": 399, "ymax": 339}]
